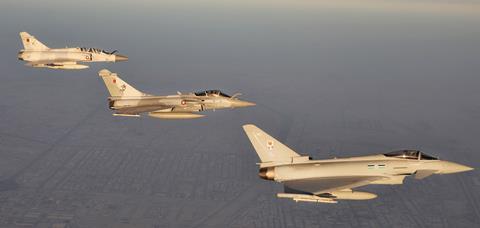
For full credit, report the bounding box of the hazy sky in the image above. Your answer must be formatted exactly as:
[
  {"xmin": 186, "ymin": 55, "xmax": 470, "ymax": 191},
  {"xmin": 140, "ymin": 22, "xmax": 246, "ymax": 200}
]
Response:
[
  {"xmin": 0, "ymin": 1, "xmax": 479, "ymax": 227},
  {"xmin": 1, "ymin": 0, "xmax": 479, "ymax": 170}
]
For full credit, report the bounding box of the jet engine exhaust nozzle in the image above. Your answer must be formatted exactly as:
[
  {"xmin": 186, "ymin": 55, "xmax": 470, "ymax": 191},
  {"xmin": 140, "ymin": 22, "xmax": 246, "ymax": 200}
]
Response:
[
  {"xmin": 17, "ymin": 51, "xmax": 24, "ymax": 60},
  {"xmin": 108, "ymin": 99, "xmax": 115, "ymax": 110},
  {"xmin": 259, "ymin": 167, "xmax": 275, "ymax": 180}
]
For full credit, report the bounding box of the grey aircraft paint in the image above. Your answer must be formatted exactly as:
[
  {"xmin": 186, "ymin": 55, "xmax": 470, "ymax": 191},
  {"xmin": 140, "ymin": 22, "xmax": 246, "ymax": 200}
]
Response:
[
  {"xmin": 17, "ymin": 32, "xmax": 127, "ymax": 69},
  {"xmin": 1, "ymin": 0, "xmax": 479, "ymax": 227},
  {"xmin": 98, "ymin": 69, "xmax": 255, "ymax": 119},
  {"xmin": 243, "ymin": 124, "xmax": 474, "ymax": 203}
]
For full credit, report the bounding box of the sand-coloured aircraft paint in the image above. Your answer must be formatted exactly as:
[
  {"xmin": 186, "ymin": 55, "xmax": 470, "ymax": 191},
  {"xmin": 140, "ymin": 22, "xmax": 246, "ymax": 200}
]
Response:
[
  {"xmin": 98, "ymin": 69, "xmax": 255, "ymax": 119},
  {"xmin": 243, "ymin": 124, "xmax": 474, "ymax": 203},
  {"xmin": 17, "ymin": 32, "xmax": 127, "ymax": 69}
]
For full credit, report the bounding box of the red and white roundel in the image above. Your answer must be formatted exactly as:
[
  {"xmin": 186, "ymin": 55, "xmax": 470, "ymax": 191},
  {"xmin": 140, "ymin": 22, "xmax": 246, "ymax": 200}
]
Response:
[
  {"xmin": 181, "ymin": 100, "xmax": 187, "ymax": 105},
  {"xmin": 26, "ymin": 38, "xmax": 30, "ymax": 43},
  {"xmin": 112, "ymin": 78, "xmax": 116, "ymax": 83}
]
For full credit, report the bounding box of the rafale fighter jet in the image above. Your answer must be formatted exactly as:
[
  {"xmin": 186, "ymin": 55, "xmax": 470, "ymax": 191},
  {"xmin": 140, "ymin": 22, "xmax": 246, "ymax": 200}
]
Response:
[
  {"xmin": 17, "ymin": 32, "xmax": 127, "ymax": 69},
  {"xmin": 243, "ymin": 124, "xmax": 474, "ymax": 204},
  {"xmin": 98, "ymin": 69, "xmax": 255, "ymax": 119}
]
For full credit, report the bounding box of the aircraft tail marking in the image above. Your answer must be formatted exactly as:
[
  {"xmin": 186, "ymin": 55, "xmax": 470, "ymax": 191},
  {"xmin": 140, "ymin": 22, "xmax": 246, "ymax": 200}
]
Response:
[
  {"xmin": 19, "ymin": 32, "xmax": 49, "ymax": 50},
  {"xmin": 242, "ymin": 124, "xmax": 300, "ymax": 163},
  {"xmin": 98, "ymin": 69, "xmax": 145, "ymax": 97}
]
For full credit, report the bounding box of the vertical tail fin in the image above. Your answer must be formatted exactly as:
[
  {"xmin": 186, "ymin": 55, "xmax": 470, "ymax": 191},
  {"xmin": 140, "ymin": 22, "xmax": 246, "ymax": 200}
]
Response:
[
  {"xmin": 19, "ymin": 32, "xmax": 49, "ymax": 50},
  {"xmin": 242, "ymin": 124, "xmax": 300, "ymax": 163},
  {"xmin": 98, "ymin": 69, "xmax": 146, "ymax": 97}
]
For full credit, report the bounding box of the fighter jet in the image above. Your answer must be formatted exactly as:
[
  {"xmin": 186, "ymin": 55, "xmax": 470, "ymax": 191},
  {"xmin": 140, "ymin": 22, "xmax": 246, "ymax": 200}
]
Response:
[
  {"xmin": 98, "ymin": 69, "xmax": 255, "ymax": 119},
  {"xmin": 17, "ymin": 32, "xmax": 127, "ymax": 69},
  {"xmin": 242, "ymin": 124, "xmax": 474, "ymax": 204}
]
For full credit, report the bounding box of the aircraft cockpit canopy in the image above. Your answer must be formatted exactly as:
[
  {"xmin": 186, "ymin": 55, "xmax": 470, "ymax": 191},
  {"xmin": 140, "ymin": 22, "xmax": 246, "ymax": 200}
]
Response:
[
  {"xmin": 79, "ymin": 47, "xmax": 111, "ymax": 54},
  {"xmin": 384, "ymin": 150, "xmax": 438, "ymax": 160},
  {"xmin": 195, "ymin": 90, "xmax": 231, "ymax": 98}
]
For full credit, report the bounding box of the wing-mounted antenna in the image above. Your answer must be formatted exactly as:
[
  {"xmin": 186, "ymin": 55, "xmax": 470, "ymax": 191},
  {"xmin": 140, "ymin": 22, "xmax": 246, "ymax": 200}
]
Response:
[{"xmin": 177, "ymin": 91, "xmax": 182, "ymax": 95}]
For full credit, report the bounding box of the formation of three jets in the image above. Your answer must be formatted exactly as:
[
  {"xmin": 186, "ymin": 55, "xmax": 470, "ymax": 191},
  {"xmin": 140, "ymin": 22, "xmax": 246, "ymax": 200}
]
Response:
[{"xmin": 17, "ymin": 32, "xmax": 473, "ymax": 203}]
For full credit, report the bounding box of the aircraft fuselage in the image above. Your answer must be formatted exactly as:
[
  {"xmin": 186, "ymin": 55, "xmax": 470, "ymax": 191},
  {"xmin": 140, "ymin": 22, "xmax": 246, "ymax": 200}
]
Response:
[
  {"xmin": 261, "ymin": 154, "xmax": 472, "ymax": 195},
  {"xmin": 18, "ymin": 48, "xmax": 120, "ymax": 63},
  {"xmin": 109, "ymin": 95, "xmax": 254, "ymax": 113}
]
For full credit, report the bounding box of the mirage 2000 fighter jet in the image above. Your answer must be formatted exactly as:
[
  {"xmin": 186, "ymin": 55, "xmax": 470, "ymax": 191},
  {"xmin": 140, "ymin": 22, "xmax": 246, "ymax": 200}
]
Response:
[
  {"xmin": 98, "ymin": 69, "xmax": 255, "ymax": 119},
  {"xmin": 17, "ymin": 32, "xmax": 127, "ymax": 69},
  {"xmin": 243, "ymin": 124, "xmax": 474, "ymax": 204}
]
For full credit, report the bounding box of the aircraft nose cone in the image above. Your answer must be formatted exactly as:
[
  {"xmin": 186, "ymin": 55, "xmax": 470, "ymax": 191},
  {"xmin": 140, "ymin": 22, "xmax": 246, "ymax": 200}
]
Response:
[
  {"xmin": 441, "ymin": 161, "xmax": 474, "ymax": 174},
  {"xmin": 232, "ymin": 100, "xmax": 256, "ymax": 108},
  {"xmin": 115, "ymin": 54, "xmax": 128, "ymax": 62}
]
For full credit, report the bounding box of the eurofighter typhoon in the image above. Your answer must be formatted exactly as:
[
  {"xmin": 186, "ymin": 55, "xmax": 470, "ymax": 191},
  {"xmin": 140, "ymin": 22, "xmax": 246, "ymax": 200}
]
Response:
[
  {"xmin": 17, "ymin": 32, "xmax": 127, "ymax": 69},
  {"xmin": 98, "ymin": 69, "xmax": 255, "ymax": 119},
  {"xmin": 243, "ymin": 124, "xmax": 474, "ymax": 204}
]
